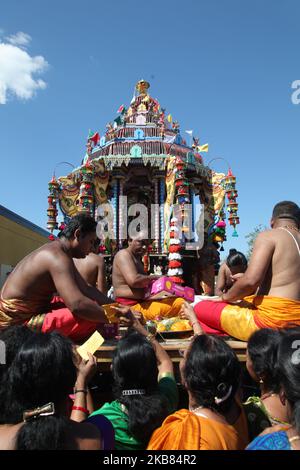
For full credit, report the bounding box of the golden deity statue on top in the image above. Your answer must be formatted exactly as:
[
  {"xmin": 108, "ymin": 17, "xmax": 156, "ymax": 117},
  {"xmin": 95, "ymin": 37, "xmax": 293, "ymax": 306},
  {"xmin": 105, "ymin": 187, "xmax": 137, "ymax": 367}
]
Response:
[{"xmin": 136, "ymin": 79, "xmax": 150, "ymax": 95}]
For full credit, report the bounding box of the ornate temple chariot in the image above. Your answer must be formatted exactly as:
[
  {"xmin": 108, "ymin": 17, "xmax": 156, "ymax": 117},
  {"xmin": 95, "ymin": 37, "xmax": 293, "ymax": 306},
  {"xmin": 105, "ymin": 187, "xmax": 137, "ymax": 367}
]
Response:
[{"xmin": 47, "ymin": 80, "xmax": 239, "ymax": 287}]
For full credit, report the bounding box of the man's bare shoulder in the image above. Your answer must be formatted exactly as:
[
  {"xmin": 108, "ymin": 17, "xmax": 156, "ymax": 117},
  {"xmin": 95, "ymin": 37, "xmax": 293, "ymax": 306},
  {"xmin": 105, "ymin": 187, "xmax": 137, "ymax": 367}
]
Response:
[
  {"xmin": 87, "ymin": 253, "xmax": 104, "ymax": 266},
  {"xmin": 37, "ymin": 241, "xmax": 72, "ymax": 268},
  {"xmin": 254, "ymin": 229, "xmax": 275, "ymax": 242},
  {"xmin": 256, "ymin": 229, "xmax": 291, "ymax": 244},
  {"xmin": 114, "ymin": 249, "xmax": 131, "ymax": 262},
  {"xmin": 219, "ymin": 262, "xmax": 227, "ymax": 272},
  {"xmin": 39, "ymin": 240, "xmax": 68, "ymax": 256}
]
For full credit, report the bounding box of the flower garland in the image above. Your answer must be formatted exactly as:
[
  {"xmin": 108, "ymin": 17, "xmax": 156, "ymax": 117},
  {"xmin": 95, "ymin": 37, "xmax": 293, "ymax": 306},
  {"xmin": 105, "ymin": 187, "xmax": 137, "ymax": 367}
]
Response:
[
  {"xmin": 224, "ymin": 169, "xmax": 239, "ymax": 237},
  {"xmin": 166, "ymin": 154, "xmax": 191, "ymax": 284}
]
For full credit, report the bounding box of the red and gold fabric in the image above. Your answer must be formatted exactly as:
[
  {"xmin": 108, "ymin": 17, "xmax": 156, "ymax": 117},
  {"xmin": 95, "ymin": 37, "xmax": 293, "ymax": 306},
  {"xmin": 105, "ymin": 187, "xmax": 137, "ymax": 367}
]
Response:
[
  {"xmin": 0, "ymin": 295, "xmax": 98, "ymax": 342},
  {"xmin": 194, "ymin": 295, "xmax": 300, "ymax": 341}
]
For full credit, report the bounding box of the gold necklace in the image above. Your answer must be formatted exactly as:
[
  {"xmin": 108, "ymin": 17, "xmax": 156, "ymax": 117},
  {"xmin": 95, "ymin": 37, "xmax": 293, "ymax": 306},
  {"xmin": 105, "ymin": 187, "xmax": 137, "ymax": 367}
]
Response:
[
  {"xmin": 190, "ymin": 405, "xmax": 224, "ymax": 420},
  {"xmin": 189, "ymin": 405, "xmax": 204, "ymax": 415}
]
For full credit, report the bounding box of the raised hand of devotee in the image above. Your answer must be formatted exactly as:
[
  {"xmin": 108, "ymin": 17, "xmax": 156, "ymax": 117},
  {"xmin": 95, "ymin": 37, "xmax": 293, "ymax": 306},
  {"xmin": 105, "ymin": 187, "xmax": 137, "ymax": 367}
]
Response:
[
  {"xmin": 179, "ymin": 301, "xmax": 203, "ymax": 336},
  {"xmin": 75, "ymin": 351, "xmax": 98, "ymax": 386},
  {"xmin": 71, "ymin": 352, "xmax": 97, "ymax": 423},
  {"xmin": 179, "ymin": 301, "xmax": 197, "ymax": 321},
  {"xmin": 131, "ymin": 309, "xmax": 146, "ymax": 325}
]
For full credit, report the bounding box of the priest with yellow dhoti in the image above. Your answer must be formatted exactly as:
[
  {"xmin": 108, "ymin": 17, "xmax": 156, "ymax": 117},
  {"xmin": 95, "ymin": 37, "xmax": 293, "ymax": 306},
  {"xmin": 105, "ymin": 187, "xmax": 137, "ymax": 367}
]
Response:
[
  {"xmin": 193, "ymin": 202, "xmax": 300, "ymax": 341},
  {"xmin": 112, "ymin": 234, "xmax": 184, "ymax": 321}
]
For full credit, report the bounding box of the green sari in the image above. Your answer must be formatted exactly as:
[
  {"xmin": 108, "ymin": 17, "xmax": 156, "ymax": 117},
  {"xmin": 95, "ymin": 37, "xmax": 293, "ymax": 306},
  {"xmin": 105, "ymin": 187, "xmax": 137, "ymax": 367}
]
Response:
[
  {"xmin": 90, "ymin": 375, "xmax": 178, "ymax": 450},
  {"xmin": 243, "ymin": 396, "xmax": 289, "ymax": 441}
]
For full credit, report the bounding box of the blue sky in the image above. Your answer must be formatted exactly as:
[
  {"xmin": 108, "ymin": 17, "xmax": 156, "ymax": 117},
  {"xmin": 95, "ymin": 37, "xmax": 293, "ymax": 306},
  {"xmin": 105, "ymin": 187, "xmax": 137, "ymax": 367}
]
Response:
[{"xmin": 0, "ymin": 0, "xmax": 299, "ymax": 258}]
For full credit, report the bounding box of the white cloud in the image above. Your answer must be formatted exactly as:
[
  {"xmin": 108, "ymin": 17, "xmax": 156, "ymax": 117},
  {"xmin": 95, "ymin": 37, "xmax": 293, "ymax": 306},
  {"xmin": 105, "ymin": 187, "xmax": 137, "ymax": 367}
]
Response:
[
  {"xmin": 5, "ymin": 31, "xmax": 31, "ymax": 47},
  {"xmin": 0, "ymin": 34, "xmax": 48, "ymax": 104}
]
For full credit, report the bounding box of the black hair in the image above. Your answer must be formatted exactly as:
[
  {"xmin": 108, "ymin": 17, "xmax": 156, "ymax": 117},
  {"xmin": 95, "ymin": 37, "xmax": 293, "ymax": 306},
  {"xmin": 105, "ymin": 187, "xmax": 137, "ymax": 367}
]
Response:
[
  {"xmin": 277, "ymin": 330, "xmax": 300, "ymax": 434},
  {"xmin": 112, "ymin": 330, "xmax": 169, "ymax": 445},
  {"xmin": 183, "ymin": 335, "xmax": 241, "ymax": 413},
  {"xmin": 0, "ymin": 325, "xmax": 34, "ymax": 382},
  {"xmin": 59, "ymin": 213, "xmax": 97, "ymax": 240},
  {"xmin": 247, "ymin": 328, "xmax": 282, "ymax": 392},
  {"xmin": 272, "ymin": 201, "xmax": 300, "ymax": 227},
  {"xmin": 0, "ymin": 332, "xmax": 77, "ymax": 449},
  {"xmin": 227, "ymin": 249, "xmax": 248, "ymax": 269}
]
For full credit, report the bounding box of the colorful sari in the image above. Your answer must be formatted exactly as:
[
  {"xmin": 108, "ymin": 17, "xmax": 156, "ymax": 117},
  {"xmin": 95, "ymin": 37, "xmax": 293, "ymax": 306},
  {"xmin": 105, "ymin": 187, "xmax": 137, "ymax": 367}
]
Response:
[
  {"xmin": 90, "ymin": 376, "xmax": 178, "ymax": 450},
  {"xmin": 246, "ymin": 430, "xmax": 295, "ymax": 450},
  {"xmin": 85, "ymin": 414, "xmax": 115, "ymax": 450},
  {"xmin": 147, "ymin": 407, "xmax": 249, "ymax": 450},
  {"xmin": 243, "ymin": 396, "xmax": 289, "ymax": 441}
]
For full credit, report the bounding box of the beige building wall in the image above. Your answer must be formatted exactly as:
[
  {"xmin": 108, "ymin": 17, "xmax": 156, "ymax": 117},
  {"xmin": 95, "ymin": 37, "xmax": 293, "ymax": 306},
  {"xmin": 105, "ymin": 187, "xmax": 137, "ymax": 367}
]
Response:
[{"xmin": 0, "ymin": 211, "xmax": 50, "ymax": 288}]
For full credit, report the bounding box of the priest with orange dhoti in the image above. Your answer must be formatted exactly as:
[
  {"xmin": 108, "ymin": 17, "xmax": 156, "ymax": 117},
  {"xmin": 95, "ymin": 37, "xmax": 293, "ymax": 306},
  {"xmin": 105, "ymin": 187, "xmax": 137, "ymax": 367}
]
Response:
[
  {"xmin": 112, "ymin": 234, "xmax": 184, "ymax": 321},
  {"xmin": 192, "ymin": 202, "xmax": 300, "ymax": 341}
]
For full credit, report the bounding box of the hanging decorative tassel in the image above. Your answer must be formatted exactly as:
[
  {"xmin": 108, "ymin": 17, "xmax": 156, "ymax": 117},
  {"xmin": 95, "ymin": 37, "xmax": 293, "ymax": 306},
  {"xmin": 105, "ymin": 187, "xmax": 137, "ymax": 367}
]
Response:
[
  {"xmin": 78, "ymin": 162, "xmax": 95, "ymax": 215},
  {"xmin": 47, "ymin": 176, "xmax": 59, "ymax": 232},
  {"xmin": 220, "ymin": 244, "xmax": 225, "ymax": 251},
  {"xmin": 224, "ymin": 169, "xmax": 240, "ymax": 238}
]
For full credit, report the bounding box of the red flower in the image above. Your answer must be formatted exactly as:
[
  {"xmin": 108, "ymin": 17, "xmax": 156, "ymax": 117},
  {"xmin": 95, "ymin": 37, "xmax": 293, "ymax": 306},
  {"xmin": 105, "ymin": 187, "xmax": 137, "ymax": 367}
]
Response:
[
  {"xmin": 169, "ymin": 245, "xmax": 181, "ymax": 253},
  {"xmin": 48, "ymin": 234, "xmax": 55, "ymax": 241},
  {"xmin": 168, "ymin": 260, "xmax": 182, "ymax": 268},
  {"xmin": 169, "ymin": 276, "xmax": 184, "ymax": 284}
]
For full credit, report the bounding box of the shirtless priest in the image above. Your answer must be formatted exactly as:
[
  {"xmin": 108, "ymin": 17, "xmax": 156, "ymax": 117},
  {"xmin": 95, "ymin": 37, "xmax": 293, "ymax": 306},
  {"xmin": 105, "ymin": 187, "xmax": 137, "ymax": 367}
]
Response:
[
  {"xmin": 191, "ymin": 201, "xmax": 300, "ymax": 341},
  {"xmin": 112, "ymin": 233, "xmax": 184, "ymax": 321},
  {"xmin": 0, "ymin": 214, "xmax": 129, "ymax": 342}
]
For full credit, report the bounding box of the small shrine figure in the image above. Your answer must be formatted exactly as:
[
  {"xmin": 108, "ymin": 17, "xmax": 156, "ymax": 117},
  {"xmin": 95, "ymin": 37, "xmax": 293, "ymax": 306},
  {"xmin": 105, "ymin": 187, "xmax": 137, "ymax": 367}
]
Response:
[
  {"xmin": 192, "ymin": 137, "xmax": 200, "ymax": 149},
  {"xmin": 86, "ymin": 140, "xmax": 92, "ymax": 155},
  {"xmin": 172, "ymin": 121, "xmax": 180, "ymax": 132},
  {"xmin": 106, "ymin": 122, "xmax": 114, "ymax": 139},
  {"xmin": 136, "ymin": 79, "xmax": 150, "ymax": 95},
  {"xmin": 160, "ymin": 124, "xmax": 165, "ymax": 139},
  {"xmin": 154, "ymin": 265, "xmax": 163, "ymax": 276}
]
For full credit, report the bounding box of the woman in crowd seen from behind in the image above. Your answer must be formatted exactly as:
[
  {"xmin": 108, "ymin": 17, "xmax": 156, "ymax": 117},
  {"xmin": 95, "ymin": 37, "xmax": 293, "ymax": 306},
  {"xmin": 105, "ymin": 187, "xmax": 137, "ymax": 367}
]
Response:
[
  {"xmin": 0, "ymin": 325, "xmax": 34, "ymax": 383},
  {"xmin": 88, "ymin": 311, "xmax": 178, "ymax": 450},
  {"xmin": 147, "ymin": 302, "xmax": 249, "ymax": 450},
  {"xmin": 215, "ymin": 249, "xmax": 248, "ymax": 297},
  {"xmin": 244, "ymin": 328, "xmax": 289, "ymax": 440},
  {"xmin": 0, "ymin": 331, "xmax": 113, "ymax": 450},
  {"xmin": 247, "ymin": 329, "xmax": 300, "ymax": 450}
]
